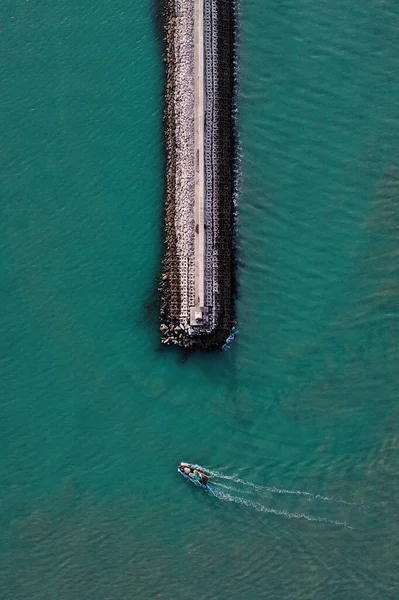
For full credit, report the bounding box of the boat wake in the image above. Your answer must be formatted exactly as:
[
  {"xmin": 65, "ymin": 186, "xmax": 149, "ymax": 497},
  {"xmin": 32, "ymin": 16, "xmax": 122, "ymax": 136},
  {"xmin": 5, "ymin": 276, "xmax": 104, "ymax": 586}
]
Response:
[
  {"xmin": 193, "ymin": 465, "xmax": 358, "ymax": 529},
  {"xmin": 199, "ymin": 467, "xmax": 363, "ymax": 507},
  {"xmin": 209, "ymin": 487, "xmax": 353, "ymax": 529}
]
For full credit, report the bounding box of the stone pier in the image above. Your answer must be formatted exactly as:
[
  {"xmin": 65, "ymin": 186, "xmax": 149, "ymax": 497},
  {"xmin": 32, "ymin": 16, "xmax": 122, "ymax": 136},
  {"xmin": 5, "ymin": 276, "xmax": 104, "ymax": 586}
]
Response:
[
  {"xmin": 160, "ymin": 0, "xmax": 237, "ymax": 349},
  {"xmin": 191, "ymin": 0, "xmax": 206, "ymax": 327}
]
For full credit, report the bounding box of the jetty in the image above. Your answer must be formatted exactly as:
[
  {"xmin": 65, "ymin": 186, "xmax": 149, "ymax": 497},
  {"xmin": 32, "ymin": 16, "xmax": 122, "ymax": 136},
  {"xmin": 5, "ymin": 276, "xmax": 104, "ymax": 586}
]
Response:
[{"xmin": 160, "ymin": 0, "xmax": 236, "ymax": 349}]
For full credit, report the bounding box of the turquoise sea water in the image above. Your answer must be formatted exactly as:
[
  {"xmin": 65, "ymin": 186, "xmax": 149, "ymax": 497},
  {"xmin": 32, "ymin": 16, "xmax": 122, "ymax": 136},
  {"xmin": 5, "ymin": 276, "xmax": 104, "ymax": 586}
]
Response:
[{"xmin": 1, "ymin": 0, "xmax": 399, "ymax": 597}]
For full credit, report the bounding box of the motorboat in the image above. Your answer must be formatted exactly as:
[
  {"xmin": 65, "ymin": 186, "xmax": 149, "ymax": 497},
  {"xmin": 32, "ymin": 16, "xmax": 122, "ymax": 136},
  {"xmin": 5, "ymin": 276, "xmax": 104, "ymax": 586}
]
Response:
[{"xmin": 178, "ymin": 462, "xmax": 210, "ymax": 489}]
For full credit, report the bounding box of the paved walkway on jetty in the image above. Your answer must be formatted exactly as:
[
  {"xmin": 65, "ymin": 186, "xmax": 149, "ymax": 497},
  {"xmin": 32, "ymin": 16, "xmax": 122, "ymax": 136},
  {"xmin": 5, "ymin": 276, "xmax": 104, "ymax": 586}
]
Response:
[{"xmin": 191, "ymin": 0, "xmax": 206, "ymax": 326}]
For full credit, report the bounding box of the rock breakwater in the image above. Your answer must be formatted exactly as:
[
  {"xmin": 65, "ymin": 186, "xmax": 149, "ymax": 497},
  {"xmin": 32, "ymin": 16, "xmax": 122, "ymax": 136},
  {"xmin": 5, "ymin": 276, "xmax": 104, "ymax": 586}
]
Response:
[{"xmin": 160, "ymin": 0, "xmax": 237, "ymax": 349}]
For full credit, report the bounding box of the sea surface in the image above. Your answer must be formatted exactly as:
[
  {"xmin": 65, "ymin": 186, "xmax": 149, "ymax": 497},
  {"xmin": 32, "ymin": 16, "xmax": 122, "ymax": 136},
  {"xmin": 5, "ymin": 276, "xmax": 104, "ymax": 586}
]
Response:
[{"xmin": 1, "ymin": 0, "xmax": 398, "ymax": 598}]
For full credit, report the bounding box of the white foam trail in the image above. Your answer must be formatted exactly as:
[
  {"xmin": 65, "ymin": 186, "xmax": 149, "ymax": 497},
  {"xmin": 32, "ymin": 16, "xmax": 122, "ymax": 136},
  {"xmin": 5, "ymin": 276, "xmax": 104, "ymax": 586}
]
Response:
[
  {"xmin": 212, "ymin": 481, "xmax": 253, "ymax": 494},
  {"xmin": 211, "ymin": 488, "xmax": 353, "ymax": 529},
  {"xmin": 196, "ymin": 466, "xmax": 362, "ymax": 507}
]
